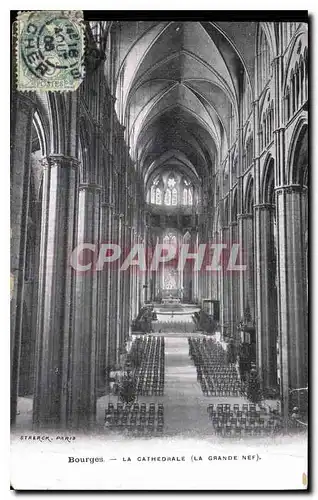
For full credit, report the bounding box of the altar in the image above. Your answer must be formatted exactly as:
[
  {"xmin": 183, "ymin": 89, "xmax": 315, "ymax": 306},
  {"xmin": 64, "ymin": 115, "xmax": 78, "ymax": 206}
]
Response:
[
  {"xmin": 161, "ymin": 287, "xmax": 183, "ymax": 304},
  {"xmin": 162, "ymin": 297, "xmax": 181, "ymax": 304}
]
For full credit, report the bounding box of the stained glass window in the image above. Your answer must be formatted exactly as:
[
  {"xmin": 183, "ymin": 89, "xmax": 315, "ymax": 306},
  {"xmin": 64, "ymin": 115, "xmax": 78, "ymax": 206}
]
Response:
[
  {"xmin": 155, "ymin": 187, "xmax": 162, "ymax": 204},
  {"xmin": 150, "ymin": 174, "xmax": 193, "ymax": 206},
  {"xmin": 182, "ymin": 187, "xmax": 192, "ymax": 205},
  {"xmin": 183, "ymin": 188, "xmax": 188, "ymax": 205},
  {"xmin": 188, "ymin": 189, "xmax": 193, "ymax": 205},
  {"xmin": 163, "ymin": 233, "xmax": 177, "ymax": 247},
  {"xmin": 172, "ymin": 187, "xmax": 177, "ymax": 205},
  {"xmin": 151, "ymin": 185, "xmax": 156, "ymax": 204},
  {"xmin": 167, "ymin": 177, "xmax": 176, "ymax": 188},
  {"xmin": 164, "ymin": 189, "xmax": 171, "ymax": 205},
  {"xmin": 164, "ymin": 269, "xmax": 177, "ymax": 289}
]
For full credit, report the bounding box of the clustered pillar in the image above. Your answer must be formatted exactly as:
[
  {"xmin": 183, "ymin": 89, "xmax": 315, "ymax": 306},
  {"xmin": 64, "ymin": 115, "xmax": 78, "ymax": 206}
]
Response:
[
  {"xmin": 254, "ymin": 203, "xmax": 278, "ymax": 393},
  {"xmin": 276, "ymin": 185, "xmax": 308, "ymax": 412},
  {"xmin": 33, "ymin": 155, "xmax": 79, "ymax": 428},
  {"xmin": 71, "ymin": 183, "xmax": 101, "ymax": 429},
  {"xmin": 11, "ymin": 93, "xmax": 35, "ymax": 424}
]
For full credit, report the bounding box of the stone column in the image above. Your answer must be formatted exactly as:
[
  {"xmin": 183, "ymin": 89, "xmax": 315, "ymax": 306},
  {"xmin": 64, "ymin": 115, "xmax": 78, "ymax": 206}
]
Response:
[
  {"xmin": 155, "ymin": 234, "xmax": 161, "ymax": 302},
  {"xmin": 33, "ymin": 155, "xmax": 79, "ymax": 428},
  {"xmin": 144, "ymin": 223, "xmax": 150, "ymax": 303},
  {"xmin": 135, "ymin": 232, "xmax": 141, "ymax": 314},
  {"xmin": 127, "ymin": 225, "xmax": 133, "ymax": 326},
  {"xmin": 252, "ymin": 96, "xmax": 264, "ymax": 383},
  {"xmin": 96, "ymin": 201, "xmax": 112, "ymax": 395},
  {"xmin": 210, "ymin": 229, "xmax": 220, "ymax": 305},
  {"xmin": 11, "ymin": 93, "xmax": 35, "ymax": 424},
  {"xmin": 108, "ymin": 212, "xmax": 118, "ymax": 366},
  {"xmin": 238, "ymin": 213, "xmax": 254, "ymax": 319},
  {"xmin": 222, "ymin": 226, "xmax": 230, "ymax": 336},
  {"xmin": 106, "ymin": 203, "xmax": 114, "ymax": 373},
  {"xmin": 236, "ymin": 126, "xmax": 245, "ymax": 322},
  {"xmin": 192, "ymin": 230, "xmax": 199, "ymax": 303},
  {"xmin": 115, "ymin": 214, "xmax": 123, "ymax": 359},
  {"xmin": 276, "ymin": 185, "xmax": 308, "ymax": 404},
  {"xmin": 254, "ymin": 203, "xmax": 278, "ymax": 392},
  {"xmin": 70, "ymin": 183, "xmax": 101, "ymax": 429},
  {"xmin": 218, "ymin": 227, "xmax": 225, "ymax": 338},
  {"xmin": 229, "ymin": 221, "xmax": 239, "ymax": 336},
  {"xmin": 122, "ymin": 220, "xmax": 131, "ymax": 337}
]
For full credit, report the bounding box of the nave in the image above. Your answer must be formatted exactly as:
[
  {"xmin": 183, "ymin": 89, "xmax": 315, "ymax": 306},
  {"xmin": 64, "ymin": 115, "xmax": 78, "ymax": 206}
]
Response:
[
  {"xmin": 13, "ymin": 330, "xmax": 299, "ymax": 438},
  {"xmin": 97, "ymin": 333, "xmax": 282, "ymax": 438},
  {"xmin": 11, "ymin": 20, "xmax": 308, "ymax": 431}
]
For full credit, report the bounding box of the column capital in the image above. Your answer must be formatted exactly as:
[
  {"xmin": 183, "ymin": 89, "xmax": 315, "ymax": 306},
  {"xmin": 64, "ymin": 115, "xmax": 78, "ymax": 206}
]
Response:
[
  {"xmin": 272, "ymin": 54, "xmax": 283, "ymax": 65},
  {"xmin": 79, "ymin": 183, "xmax": 102, "ymax": 191},
  {"xmin": 253, "ymin": 203, "xmax": 275, "ymax": 211},
  {"xmin": 275, "ymin": 184, "xmax": 307, "ymax": 195},
  {"xmin": 113, "ymin": 212, "xmax": 125, "ymax": 220},
  {"xmin": 273, "ymin": 126, "xmax": 285, "ymax": 134},
  {"xmin": 42, "ymin": 154, "xmax": 80, "ymax": 170},
  {"xmin": 237, "ymin": 212, "xmax": 253, "ymax": 220}
]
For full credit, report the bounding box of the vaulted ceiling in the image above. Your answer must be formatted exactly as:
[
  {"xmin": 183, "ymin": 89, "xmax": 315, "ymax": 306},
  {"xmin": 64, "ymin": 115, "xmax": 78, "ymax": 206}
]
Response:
[{"xmin": 108, "ymin": 21, "xmax": 256, "ymax": 184}]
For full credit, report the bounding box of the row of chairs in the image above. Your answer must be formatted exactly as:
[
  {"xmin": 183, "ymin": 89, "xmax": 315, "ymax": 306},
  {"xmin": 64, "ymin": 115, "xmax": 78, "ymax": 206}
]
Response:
[
  {"xmin": 200, "ymin": 366, "xmax": 239, "ymax": 372},
  {"xmin": 124, "ymin": 337, "xmax": 147, "ymax": 370},
  {"xmin": 208, "ymin": 403, "xmax": 275, "ymax": 415},
  {"xmin": 189, "ymin": 337, "xmax": 227, "ymax": 362},
  {"xmin": 104, "ymin": 402, "xmax": 164, "ymax": 433},
  {"xmin": 210, "ymin": 423, "xmax": 281, "ymax": 438},
  {"xmin": 201, "ymin": 388, "xmax": 242, "ymax": 397},
  {"xmin": 134, "ymin": 337, "xmax": 165, "ymax": 396},
  {"xmin": 207, "ymin": 403, "xmax": 282, "ymax": 437},
  {"xmin": 189, "ymin": 338, "xmax": 242, "ymax": 397}
]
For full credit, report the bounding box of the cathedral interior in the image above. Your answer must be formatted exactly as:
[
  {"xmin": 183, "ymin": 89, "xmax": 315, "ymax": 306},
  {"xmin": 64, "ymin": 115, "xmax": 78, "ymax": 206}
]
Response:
[{"xmin": 11, "ymin": 20, "xmax": 308, "ymax": 434}]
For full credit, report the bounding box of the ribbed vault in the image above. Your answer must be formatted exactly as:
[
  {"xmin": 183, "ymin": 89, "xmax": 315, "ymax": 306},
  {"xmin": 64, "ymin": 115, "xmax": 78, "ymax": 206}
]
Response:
[{"xmin": 110, "ymin": 20, "xmax": 253, "ymax": 184}]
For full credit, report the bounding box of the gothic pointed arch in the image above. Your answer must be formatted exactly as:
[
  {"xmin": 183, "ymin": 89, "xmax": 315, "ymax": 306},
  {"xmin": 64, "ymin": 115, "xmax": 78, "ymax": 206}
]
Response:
[
  {"xmin": 262, "ymin": 155, "xmax": 275, "ymax": 204},
  {"xmin": 287, "ymin": 119, "xmax": 308, "ymax": 186},
  {"xmin": 244, "ymin": 175, "xmax": 254, "ymax": 213}
]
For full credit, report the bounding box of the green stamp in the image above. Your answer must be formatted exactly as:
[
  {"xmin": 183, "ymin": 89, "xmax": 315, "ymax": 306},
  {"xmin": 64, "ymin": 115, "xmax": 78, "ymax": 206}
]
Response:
[{"xmin": 16, "ymin": 10, "xmax": 85, "ymax": 92}]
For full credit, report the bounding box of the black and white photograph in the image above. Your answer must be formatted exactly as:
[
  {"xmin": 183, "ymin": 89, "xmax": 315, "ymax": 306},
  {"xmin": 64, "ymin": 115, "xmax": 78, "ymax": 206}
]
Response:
[{"xmin": 9, "ymin": 10, "xmax": 309, "ymax": 491}]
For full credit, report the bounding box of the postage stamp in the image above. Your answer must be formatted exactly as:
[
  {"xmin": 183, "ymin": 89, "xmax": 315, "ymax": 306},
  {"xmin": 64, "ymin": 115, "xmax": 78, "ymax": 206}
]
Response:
[{"xmin": 16, "ymin": 10, "xmax": 85, "ymax": 92}]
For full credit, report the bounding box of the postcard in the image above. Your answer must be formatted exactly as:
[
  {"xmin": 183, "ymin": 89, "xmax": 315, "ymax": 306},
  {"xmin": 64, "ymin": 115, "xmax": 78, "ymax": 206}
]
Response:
[{"xmin": 10, "ymin": 10, "xmax": 309, "ymax": 491}]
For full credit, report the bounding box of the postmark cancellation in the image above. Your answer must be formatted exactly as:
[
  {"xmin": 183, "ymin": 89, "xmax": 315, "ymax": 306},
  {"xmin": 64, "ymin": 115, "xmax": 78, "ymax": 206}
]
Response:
[{"xmin": 16, "ymin": 10, "xmax": 85, "ymax": 92}]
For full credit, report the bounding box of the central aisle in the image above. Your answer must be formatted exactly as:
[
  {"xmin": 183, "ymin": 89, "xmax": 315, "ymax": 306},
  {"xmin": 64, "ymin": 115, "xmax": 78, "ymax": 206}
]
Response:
[
  {"xmin": 96, "ymin": 334, "xmax": 249, "ymax": 435},
  {"xmin": 163, "ymin": 336, "xmax": 211, "ymax": 436}
]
